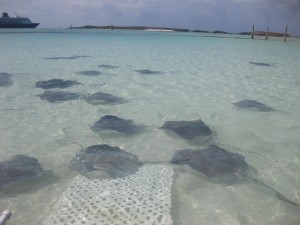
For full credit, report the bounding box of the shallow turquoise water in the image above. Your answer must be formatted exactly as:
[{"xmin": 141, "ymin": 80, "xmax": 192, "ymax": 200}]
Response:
[{"xmin": 0, "ymin": 29, "xmax": 300, "ymax": 224}]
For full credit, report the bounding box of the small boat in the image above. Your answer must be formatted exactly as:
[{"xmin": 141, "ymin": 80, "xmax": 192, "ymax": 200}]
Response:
[{"xmin": 0, "ymin": 12, "xmax": 39, "ymax": 28}]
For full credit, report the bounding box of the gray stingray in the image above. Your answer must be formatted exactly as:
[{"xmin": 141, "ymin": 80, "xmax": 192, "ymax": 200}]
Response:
[
  {"xmin": 0, "ymin": 155, "xmax": 52, "ymax": 187},
  {"xmin": 135, "ymin": 69, "xmax": 162, "ymax": 75},
  {"xmin": 99, "ymin": 64, "xmax": 118, "ymax": 69},
  {"xmin": 172, "ymin": 145, "xmax": 248, "ymax": 184},
  {"xmin": 0, "ymin": 72, "xmax": 13, "ymax": 87},
  {"xmin": 171, "ymin": 145, "xmax": 299, "ymax": 206},
  {"xmin": 233, "ymin": 100, "xmax": 274, "ymax": 112},
  {"xmin": 76, "ymin": 70, "xmax": 102, "ymax": 76},
  {"xmin": 38, "ymin": 91, "xmax": 81, "ymax": 103},
  {"xmin": 82, "ymin": 92, "xmax": 125, "ymax": 105},
  {"xmin": 43, "ymin": 55, "xmax": 91, "ymax": 60},
  {"xmin": 160, "ymin": 119, "xmax": 212, "ymax": 140},
  {"xmin": 35, "ymin": 79, "xmax": 81, "ymax": 89},
  {"xmin": 69, "ymin": 144, "xmax": 143, "ymax": 178},
  {"xmin": 91, "ymin": 115, "xmax": 144, "ymax": 135},
  {"xmin": 249, "ymin": 62, "xmax": 272, "ymax": 67}
]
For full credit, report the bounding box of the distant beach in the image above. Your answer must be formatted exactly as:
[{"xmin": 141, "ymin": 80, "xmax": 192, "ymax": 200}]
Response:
[{"xmin": 70, "ymin": 25, "xmax": 295, "ymax": 37}]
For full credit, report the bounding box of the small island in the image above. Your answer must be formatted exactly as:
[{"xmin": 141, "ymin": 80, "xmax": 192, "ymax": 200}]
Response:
[
  {"xmin": 70, "ymin": 25, "xmax": 292, "ymax": 37},
  {"xmin": 70, "ymin": 25, "xmax": 190, "ymax": 32}
]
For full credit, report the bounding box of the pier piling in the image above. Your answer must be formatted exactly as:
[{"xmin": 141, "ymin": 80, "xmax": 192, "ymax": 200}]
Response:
[
  {"xmin": 251, "ymin": 25, "xmax": 255, "ymax": 39},
  {"xmin": 284, "ymin": 25, "xmax": 288, "ymax": 42},
  {"xmin": 265, "ymin": 27, "xmax": 269, "ymax": 40}
]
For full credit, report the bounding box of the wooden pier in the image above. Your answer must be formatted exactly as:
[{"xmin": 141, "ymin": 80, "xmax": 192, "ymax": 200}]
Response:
[{"xmin": 251, "ymin": 25, "xmax": 289, "ymax": 42}]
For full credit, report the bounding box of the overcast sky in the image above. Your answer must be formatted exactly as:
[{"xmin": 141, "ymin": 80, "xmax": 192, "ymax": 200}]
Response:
[{"xmin": 1, "ymin": 0, "xmax": 300, "ymax": 35}]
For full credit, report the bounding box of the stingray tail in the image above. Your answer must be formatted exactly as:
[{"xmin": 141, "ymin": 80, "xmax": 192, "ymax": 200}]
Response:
[
  {"xmin": 275, "ymin": 192, "xmax": 299, "ymax": 206},
  {"xmin": 246, "ymin": 176, "xmax": 299, "ymax": 207}
]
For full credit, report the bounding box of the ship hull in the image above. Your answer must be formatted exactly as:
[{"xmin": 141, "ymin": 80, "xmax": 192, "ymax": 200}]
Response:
[{"xmin": 0, "ymin": 23, "xmax": 39, "ymax": 28}]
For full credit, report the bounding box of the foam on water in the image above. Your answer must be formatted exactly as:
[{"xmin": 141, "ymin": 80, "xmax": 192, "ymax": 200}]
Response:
[{"xmin": 0, "ymin": 29, "xmax": 300, "ymax": 225}]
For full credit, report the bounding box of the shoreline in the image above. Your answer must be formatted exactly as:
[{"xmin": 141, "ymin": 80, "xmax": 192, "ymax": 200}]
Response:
[
  {"xmin": 70, "ymin": 25, "xmax": 294, "ymax": 37},
  {"xmin": 70, "ymin": 25, "xmax": 190, "ymax": 32}
]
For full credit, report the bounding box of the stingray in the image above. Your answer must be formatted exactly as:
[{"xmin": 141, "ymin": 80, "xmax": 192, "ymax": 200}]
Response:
[
  {"xmin": 69, "ymin": 144, "xmax": 143, "ymax": 178},
  {"xmin": 0, "ymin": 72, "xmax": 13, "ymax": 87},
  {"xmin": 171, "ymin": 145, "xmax": 299, "ymax": 206},
  {"xmin": 91, "ymin": 115, "xmax": 144, "ymax": 135},
  {"xmin": 82, "ymin": 92, "xmax": 125, "ymax": 105},
  {"xmin": 99, "ymin": 64, "xmax": 118, "ymax": 69},
  {"xmin": 38, "ymin": 91, "xmax": 81, "ymax": 103},
  {"xmin": 233, "ymin": 100, "xmax": 274, "ymax": 112},
  {"xmin": 76, "ymin": 70, "xmax": 102, "ymax": 76},
  {"xmin": 160, "ymin": 119, "xmax": 212, "ymax": 140},
  {"xmin": 35, "ymin": 79, "xmax": 81, "ymax": 89},
  {"xmin": 0, "ymin": 155, "xmax": 52, "ymax": 187},
  {"xmin": 249, "ymin": 62, "xmax": 272, "ymax": 67},
  {"xmin": 43, "ymin": 55, "xmax": 91, "ymax": 60},
  {"xmin": 135, "ymin": 69, "xmax": 162, "ymax": 75},
  {"xmin": 172, "ymin": 145, "xmax": 248, "ymax": 184}
]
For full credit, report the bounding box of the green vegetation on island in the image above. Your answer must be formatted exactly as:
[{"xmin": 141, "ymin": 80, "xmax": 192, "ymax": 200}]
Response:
[{"xmin": 70, "ymin": 25, "xmax": 292, "ymax": 37}]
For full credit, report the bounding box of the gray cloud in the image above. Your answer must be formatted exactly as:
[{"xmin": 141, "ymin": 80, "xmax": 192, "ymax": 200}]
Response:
[
  {"xmin": 232, "ymin": 0, "xmax": 300, "ymax": 12},
  {"xmin": 1, "ymin": 0, "xmax": 299, "ymax": 34}
]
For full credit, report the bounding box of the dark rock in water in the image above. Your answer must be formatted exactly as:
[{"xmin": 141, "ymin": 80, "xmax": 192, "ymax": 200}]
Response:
[
  {"xmin": 0, "ymin": 72, "xmax": 13, "ymax": 87},
  {"xmin": 99, "ymin": 64, "xmax": 118, "ymax": 69},
  {"xmin": 0, "ymin": 155, "xmax": 51, "ymax": 187},
  {"xmin": 135, "ymin": 69, "xmax": 162, "ymax": 75},
  {"xmin": 44, "ymin": 55, "xmax": 91, "ymax": 60},
  {"xmin": 82, "ymin": 92, "xmax": 125, "ymax": 105},
  {"xmin": 38, "ymin": 91, "xmax": 81, "ymax": 103},
  {"xmin": 160, "ymin": 119, "xmax": 212, "ymax": 140},
  {"xmin": 171, "ymin": 145, "xmax": 249, "ymax": 184},
  {"xmin": 249, "ymin": 62, "xmax": 271, "ymax": 67},
  {"xmin": 70, "ymin": 144, "xmax": 143, "ymax": 178},
  {"xmin": 91, "ymin": 115, "xmax": 144, "ymax": 135},
  {"xmin": 35, "ymin": 79, "xmax": 81, "ymax": 89},
  {"xmin": 76, "ymin": 70, "xmax": 102, "ymax": 76},
  {"xmin": 233, "ymin": 100, "xmax": 274, "ymax": 112}
]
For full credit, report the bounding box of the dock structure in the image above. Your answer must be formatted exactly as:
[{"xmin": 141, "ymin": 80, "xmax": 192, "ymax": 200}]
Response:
[
  {"xmin": 251, "ymin": 25, "xmax": 289, "ymax": 42},
  {"xmin": 284, "ymin": 25, "xmax": 288, "ymax": 42},
  {"xmin": 265, "ymin": 27, "xmax": 269, "ymax": 40},
  {"xmin": 251, "ymin": 25, "xmax": 255, "ymax": 39}
]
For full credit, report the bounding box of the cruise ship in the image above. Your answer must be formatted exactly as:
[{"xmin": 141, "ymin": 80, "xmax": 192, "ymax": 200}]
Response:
[{"xmin": 0, "ymin": 12, "xmax": 39, "ymax": 28}]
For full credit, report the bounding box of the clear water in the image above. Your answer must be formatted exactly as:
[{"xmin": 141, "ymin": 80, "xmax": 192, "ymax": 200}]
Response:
[{"xmin": 0, "ymin": 29, "xmax": 300, "ymax": 225}]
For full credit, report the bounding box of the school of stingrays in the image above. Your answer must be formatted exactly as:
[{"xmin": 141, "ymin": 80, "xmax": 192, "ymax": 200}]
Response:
[{"xmin": 1, "ymin": 59, "xmax": 298, "ymax": 224}]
